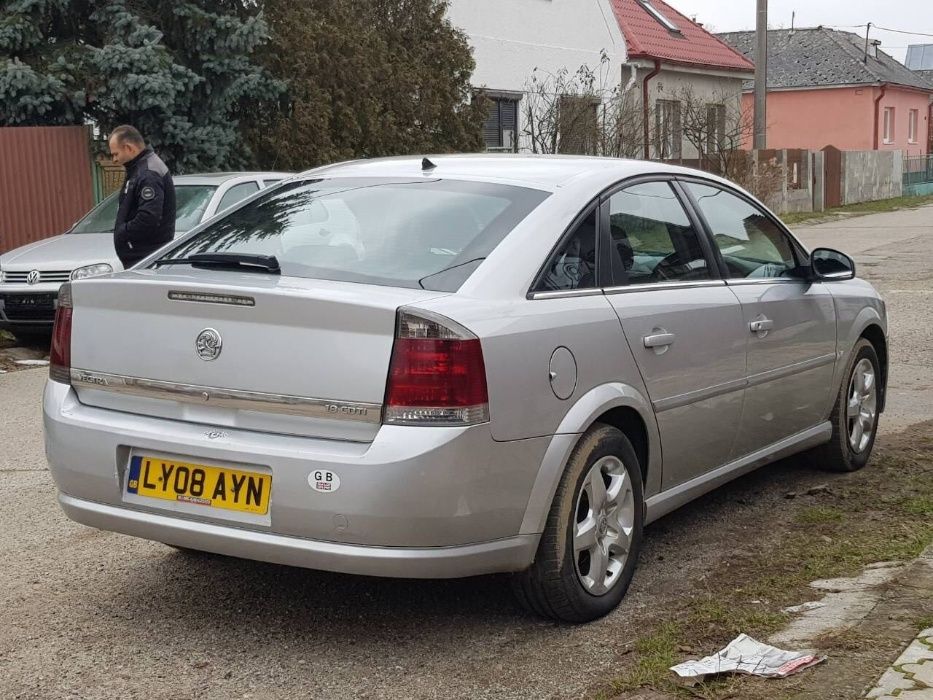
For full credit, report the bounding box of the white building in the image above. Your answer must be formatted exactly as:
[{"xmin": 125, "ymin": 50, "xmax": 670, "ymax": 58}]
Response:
[
  {"xmin": 447, "ymin": 0, "xmax": 755, "ymax": 160},
  {"xmin": 446, "ymin": 0, "xmax": 628, "ymax": 152}
]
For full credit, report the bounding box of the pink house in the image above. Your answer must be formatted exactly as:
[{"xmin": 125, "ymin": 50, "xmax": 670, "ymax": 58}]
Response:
[{"xmin": 719, "ymin": 28, "xmax": 933, "ymax": 155}]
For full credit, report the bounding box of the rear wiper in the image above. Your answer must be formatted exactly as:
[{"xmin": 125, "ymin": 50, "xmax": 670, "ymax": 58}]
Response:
[{"xmin": 154, "ymin": 253, "xmax": 280, "ymax": 274}]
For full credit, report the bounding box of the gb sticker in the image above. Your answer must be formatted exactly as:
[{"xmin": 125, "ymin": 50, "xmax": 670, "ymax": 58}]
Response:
[{"xmin": 309, "ymin": 469, "xmax": 341, "ymax": 493}]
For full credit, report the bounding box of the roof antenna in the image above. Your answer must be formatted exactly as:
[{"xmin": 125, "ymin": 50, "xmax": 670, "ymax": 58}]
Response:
[{"xmin": 422, "ymin": 157, "xmax": 437, "ymax": 172}]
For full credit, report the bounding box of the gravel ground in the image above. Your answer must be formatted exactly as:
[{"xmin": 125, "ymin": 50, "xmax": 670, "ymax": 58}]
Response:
[{"xmin": 1, "ymin": 205, "xmax": 931, "ymax": 700}]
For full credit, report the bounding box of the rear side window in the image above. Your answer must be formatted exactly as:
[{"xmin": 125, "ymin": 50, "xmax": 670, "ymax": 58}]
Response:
[
  {"xmin": 607, "ymin": 181, "xmax": 712, "ymax": 285},
  {"xmin": 535, "ymin": 209, "xmax": 598, "ymax": 292},
  {"xmin": 162, "ymin": 178, "xmax": 549, "ymax": 291}
]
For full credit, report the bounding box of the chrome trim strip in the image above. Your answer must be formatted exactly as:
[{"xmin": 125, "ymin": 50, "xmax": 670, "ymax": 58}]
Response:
[
  {"xmin": 652, "ymin": 377, "xmax": 747, "ymax": 413},
  {"xmin": 70, "ymin": 369, "xmax": 382, "ymax": 424},
  {"xmin": 168, "ymin": 291, "xmax": 256, "ymax": 307},
  {"xmin": 726, "ymin": 278, "xmax": 806, "ymax": 286},
  {"xmin": 645, "ymin": 422, "xmax": 832, "ymax": 524},
  {"xmin": 527, "ymin": 288, "xmax": 605, "ymax": 301},
  {"xmin": 746, "ymin": 353, "xmax": 837, "ymax": 389},
  {"xmin": 602, "ymin": 280, "xmax": 727, "ymax": 295}
]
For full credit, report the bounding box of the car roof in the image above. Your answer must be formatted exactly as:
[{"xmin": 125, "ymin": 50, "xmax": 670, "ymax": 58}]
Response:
[
  {"xmin": 295, "ymin": 155, "xmax": 731, "ymax": 192},
  {"xmin": 173, "ymin": 172, "xmax": 293, "ymax": 186}
]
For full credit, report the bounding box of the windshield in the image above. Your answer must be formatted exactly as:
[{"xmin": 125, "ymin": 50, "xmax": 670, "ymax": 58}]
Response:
[
  {"xmin": 158, "ymin": 178, "xmax": 550, "ymax": 291},
  {"xmin": 70, "ymin": 185, "xmax": 217, "ymax": 234}
]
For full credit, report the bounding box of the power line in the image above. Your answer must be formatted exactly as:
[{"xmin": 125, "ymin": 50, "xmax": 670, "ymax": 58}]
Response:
[
  {"xmin": 825, "ymin": 22, "xmax": 933, "ymax": 38},
  {"xmin": 873, "ymin": 25, "xmax": 933, "ymax": 39}
]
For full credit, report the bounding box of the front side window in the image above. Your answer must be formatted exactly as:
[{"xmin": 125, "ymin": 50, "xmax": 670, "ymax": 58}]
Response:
[
  {"xmin": 607, "ymin": 181, "xmax": 711, "ymax": 285},
  {"xmin": 161, "ymin": 178, "xmax": 549, "ymax": 292},
  {"xmin": 909, "ymin": 109, "xmax": 919, "ymax": 144},
  {"xmin": 685, "ymin": 183, "xmax": 799, "ymax": 279},
  {"xmin": 535, "ymin": 209, "xmax": 598, "ymax": 292}
]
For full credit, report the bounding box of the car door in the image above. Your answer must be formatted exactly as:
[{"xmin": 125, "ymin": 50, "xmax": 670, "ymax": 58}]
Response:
[
  {"xmin": 681, "ymin": 181, "xmax": 837, "ymax": 458},
  {"xmin": 601, "ymin": 180, "xmax": 747, "ymax": 490}
]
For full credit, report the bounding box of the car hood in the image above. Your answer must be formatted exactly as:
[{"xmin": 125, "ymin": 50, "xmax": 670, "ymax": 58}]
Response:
[{"xmin": 0, "ymin": 233, "xmax": 121, "ymax": 271}]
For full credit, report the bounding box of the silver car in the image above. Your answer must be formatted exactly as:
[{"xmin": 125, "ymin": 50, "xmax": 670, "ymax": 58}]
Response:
[
  {"xmin": 43, "ymin": 156, "xmax": 887, "ymax": 622},
  {"xmin": 0, "ymin": 172, "xmax": 290, "ymax": 337}
]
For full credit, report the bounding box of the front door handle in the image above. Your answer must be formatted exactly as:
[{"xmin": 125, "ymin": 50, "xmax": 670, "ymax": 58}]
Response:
[
  {"xmin": 643, "ymin": 332, "xmax": 676, "ymax": 349},
  {"xmin": 749, "ymin": 318, "xmax": 774, "ymax": 333}
]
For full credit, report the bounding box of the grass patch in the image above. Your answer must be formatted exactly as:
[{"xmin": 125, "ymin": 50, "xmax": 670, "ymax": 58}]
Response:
[
  {"xmin": 600, "ymin": 428, "xmax": 933, "ymax": 699},
  {"xmin": 795, "ymin": 506, "xmax": 845, "ymax": 525},
  {"xmin": 781, "ymin": 193, "xmax": 933, "ymax": 226},
  {"xmin": 901, "ymin": 497, "xmax": 933, "ymax": 517},
  {"xmin": 607, "ymin": 622, "xmax": 682, "ymax": 694}
]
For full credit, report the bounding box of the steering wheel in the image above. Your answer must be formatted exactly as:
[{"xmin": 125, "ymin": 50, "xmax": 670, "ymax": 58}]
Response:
[
  {"xmin": 649, "ymin": 253, "xmax": 711, "ymax": 282},
  {"xmin": 649, "ymin": 252, "xmax": 686, "ymax": 282}
]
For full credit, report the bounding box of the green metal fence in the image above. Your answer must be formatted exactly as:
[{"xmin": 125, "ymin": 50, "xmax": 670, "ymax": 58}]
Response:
[{"xmin": 904, "ymin": 154, "xmax": 933, "ymax": 197}]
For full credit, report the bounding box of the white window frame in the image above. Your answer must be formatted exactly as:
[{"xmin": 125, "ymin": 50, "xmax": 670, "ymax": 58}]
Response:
[
  {"xmin": 908, "ymin": 109, "xmax": 919, "ymax": 144},
  {"xmin": 883, "ymin": 107, "xmax": 895, "ymax": 145}
]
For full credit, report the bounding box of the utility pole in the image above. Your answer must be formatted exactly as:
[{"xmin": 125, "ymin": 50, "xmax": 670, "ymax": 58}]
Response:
[{"xmin": 754, "ymin": 0, "xmax": 768, "ymax": 149}]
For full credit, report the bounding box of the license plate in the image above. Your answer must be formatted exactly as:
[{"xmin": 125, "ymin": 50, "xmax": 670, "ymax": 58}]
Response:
[
  {"xmin": 6, "ymin": 294, "xmax": 55, "ymax": 308},
  {"xmin": 126, "ymin": 455, "xmax": 271, "ymax": 515}
]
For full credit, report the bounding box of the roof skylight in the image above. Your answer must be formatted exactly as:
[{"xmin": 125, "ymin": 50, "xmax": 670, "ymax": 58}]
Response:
[{"xmin": 638, "ymin": 0, "xmax": 682, "ymax": 34}]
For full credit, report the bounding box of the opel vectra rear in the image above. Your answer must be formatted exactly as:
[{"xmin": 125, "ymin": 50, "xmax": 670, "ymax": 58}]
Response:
[{"xmin": 44, "ymin": 156, "xmax": 887, "ymax": 622}]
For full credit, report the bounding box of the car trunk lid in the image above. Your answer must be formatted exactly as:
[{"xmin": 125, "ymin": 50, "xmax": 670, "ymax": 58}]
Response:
[{"xmin": 68, "ymin": 270, "xmax": 449, "ymax": 441}]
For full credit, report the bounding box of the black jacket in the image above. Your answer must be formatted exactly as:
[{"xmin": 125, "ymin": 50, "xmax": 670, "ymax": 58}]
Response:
[{"xmin": 114, "ymin": 147, "xmax": 176, "ymax": 267}]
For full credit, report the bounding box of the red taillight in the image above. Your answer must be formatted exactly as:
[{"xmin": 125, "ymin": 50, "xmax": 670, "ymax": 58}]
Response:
[
  {"xmin": 49, "ymin": 283, "xmax": 72, "ymax": 385},
  {"xmin": 384, "ymin": 310, "xmax": 489, "ymax": 426}
]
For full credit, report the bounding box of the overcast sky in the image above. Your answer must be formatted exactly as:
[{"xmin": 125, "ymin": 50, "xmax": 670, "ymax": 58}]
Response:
[{"xmin": 669, "ymin": 0, "xmax": 933, "ymax": 64}]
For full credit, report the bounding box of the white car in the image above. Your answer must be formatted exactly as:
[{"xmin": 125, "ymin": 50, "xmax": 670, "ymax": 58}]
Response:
[{"xmin": 0, "ymin": 172, "xmax": 290, "ymax": 337}]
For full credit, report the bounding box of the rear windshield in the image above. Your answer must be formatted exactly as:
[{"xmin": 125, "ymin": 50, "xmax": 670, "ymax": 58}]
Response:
[{"xmin": 157, "ymin": 178, "xmax": 550, "ymax": 291}]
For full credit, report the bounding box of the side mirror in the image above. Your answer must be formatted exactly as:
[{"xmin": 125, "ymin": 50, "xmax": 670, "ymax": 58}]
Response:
[{"xmin": 811, "ymin": 248, "xmax": 855, "ymax": 281}]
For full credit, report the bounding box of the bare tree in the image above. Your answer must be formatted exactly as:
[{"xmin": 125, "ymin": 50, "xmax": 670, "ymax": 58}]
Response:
[
  {"xmin": 520, "ymin": 52, "xmax": 645, "ymax": 157},
  {"xmin": 674, "ymin": 85, "xmax": 753, "ymax": 180}
]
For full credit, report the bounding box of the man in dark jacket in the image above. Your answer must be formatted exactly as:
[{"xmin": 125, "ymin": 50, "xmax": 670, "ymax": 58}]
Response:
[{"xmin": 108, "ymin": 125, "xmax": 176, "ymax": 268}]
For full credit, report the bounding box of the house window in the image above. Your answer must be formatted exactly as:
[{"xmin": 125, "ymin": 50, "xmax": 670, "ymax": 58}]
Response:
[
  {"xmin": 909, "ymin": 109, "xmax": 919, "ymax": 144},
  {"xmin": 705, "ymin": 104, "xmax": 726, "ymax": 154},
  {"xmin": 559, "ymin": 96, "xmax": 599, "ymax": 155},
  {"xmin": 656, "ymin": 99, "xmax": 682, "ymax": 159},
  {"xmin": 883, "ymin": 107, "xmax": 895, "ymax": 144},
  {"xmin": 483, "ymin": 97, "xmax": 519, "ymax": 152}
]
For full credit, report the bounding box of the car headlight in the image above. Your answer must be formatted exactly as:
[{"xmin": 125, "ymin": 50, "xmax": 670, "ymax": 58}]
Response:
[{"xmin": 70, "ymin": 263, "xmax": 113, "ymax": 281}]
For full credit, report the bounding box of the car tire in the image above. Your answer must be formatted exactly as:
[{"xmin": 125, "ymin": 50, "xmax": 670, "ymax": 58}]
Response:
[
  {"xmin": 511, "ymin": 424, "xmax": 644, "ymax": 623},
  {"xmin": 808, "ymin": 338, "xmax": 881, "ymax": 472}
]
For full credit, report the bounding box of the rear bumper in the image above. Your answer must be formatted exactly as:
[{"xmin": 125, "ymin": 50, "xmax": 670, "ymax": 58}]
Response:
[
  {"xmin": 59, "ymin": 493, "xmax": 538, "ymax": 579},
  {"xmin": 44, "ymin": 380, "xmax": 549, "ymax": 577}
]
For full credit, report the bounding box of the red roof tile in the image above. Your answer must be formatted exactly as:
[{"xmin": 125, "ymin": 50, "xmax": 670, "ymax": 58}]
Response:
[{"xmin": 610, "ymin": 0, "xmax": 755, "ymax": 72}]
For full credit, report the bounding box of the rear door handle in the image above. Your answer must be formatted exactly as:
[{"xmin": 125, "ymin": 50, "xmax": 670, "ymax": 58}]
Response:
[
  {"xmin": 749, "ymin": 319, "xmax": 774, "ymax": 333},
  {"xmin": 643, "ymin": 332, "xmax": 676, "ymax": 349}
]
